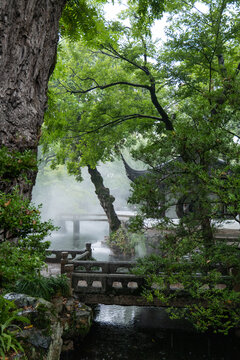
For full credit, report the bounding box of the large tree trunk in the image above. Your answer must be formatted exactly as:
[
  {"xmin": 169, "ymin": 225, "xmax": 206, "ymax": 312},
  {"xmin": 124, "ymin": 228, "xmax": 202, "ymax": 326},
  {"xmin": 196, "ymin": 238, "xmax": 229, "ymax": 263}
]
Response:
[
  {"xmin": 87, "ymin": 165, "xmax": 121, "ymax": 233},
  {"xmin": 0, "ymin": 0, "xmax": 66, "ymax": 197}
]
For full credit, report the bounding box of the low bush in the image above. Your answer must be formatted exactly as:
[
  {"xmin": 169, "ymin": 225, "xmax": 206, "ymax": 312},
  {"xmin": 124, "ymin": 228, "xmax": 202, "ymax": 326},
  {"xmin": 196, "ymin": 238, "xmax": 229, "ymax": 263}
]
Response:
[
  {"xmin": 14, "ymin": 274, "xmax": 70, "ymax": 301},
  {"xmin": 0, "ymin": 188, "xmax": 56, "ymax": 289},
  {"xmin": 0, "ymin": 296, "xmax": 30, "ymax": 359},
  {"xmin": 107, "ymin": 226, "xmax": 145, "ymax": 256}
]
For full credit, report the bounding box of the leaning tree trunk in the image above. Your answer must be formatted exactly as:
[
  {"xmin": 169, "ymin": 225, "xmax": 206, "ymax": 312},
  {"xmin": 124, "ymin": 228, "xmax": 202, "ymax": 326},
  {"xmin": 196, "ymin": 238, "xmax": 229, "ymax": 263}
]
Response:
[
  {"xmin": 0, "ymin": 0, "xmax": 67, "ymax": 197},
  {"xmin": 87, "ymin": 165, "xmax": 121, "ymax": 233}
]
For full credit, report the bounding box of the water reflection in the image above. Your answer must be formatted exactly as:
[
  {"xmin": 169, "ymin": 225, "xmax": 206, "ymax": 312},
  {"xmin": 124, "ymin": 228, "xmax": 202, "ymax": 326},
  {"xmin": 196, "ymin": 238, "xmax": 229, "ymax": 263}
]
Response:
[
  {"xmin": 95, "ymin": 305, "xmax": 136, "ymax": 326},
  {"xmin": 62, "ymin": 305, "xmax": 240, "ymax": 360},
  {"xmin": 49, "ymin": 222, "xmax": 240, "ymax": 360}
]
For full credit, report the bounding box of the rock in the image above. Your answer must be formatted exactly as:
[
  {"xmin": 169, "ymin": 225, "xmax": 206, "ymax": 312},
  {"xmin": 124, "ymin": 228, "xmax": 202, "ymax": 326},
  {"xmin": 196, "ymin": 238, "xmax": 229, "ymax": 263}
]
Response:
[
  {"xmin": 61, "ymin": 297, "xmax": 93, "ymax": 340},
  {"xmin": 3, "ymin": 293, "xmax": 93, "ymax": 359},
  {"xmin": 20, "ymin": 329, "xmax": 51, "ymax": 349},
  {"xmin": 64, "ymin": 297, "xmax": 76, "ymax": 312},
  {"xmin": 4, "ymin": 293, "xmax": 63, "ymax": 360},
  {"xmin": 51, "ymin": 296, "xmax": 64, "ymax": 314},
  {"xmin": 46, "ymin": 322, "xmax": 63, "ymax": 360},
  {"xmin": 4, "ymin": 292, "xmax": 54, "ymax": 311},
  {"xmin": 61, "ymin": 340, "xmax": 74, "ymax": 352}
]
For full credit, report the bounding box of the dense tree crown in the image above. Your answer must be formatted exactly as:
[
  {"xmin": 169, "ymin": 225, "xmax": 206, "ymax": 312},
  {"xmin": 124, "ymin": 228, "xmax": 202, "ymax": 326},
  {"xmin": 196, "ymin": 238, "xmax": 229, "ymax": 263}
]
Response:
[
  {"xmin": 1, "ymin": 0, "xmax": 240, "ymax": 338},
  {"xmin": 42, "ymin": 0, "xmax": 240, "ymax": 334}
]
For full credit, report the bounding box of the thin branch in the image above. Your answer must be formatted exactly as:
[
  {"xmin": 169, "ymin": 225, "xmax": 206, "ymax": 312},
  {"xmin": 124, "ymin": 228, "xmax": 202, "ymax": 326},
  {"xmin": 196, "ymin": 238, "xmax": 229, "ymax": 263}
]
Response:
[
  {"xmin": 63, "ymin": 114, "xmax": 164, "ymax": 139},
  {"xmin": 65, "ymin": 81, "xmax": 150, "ymax": 94},
  {"xmin": 70, "ymin": 68, "xmax": 100, "ymax": 87},
  {"xmin": 101, "ymin": 44, "xmax": 150, "ymax": 76},
  {"xmin": 99, "ymin": 49, "xmax": 122, "ymax": 60},
  {"xmin": 222, "ymin": 128, "xmax": 240, "ymax": 140},
  {"xmin": 181, "ymin": 0, "xmax": 214, "ymax": 28}
]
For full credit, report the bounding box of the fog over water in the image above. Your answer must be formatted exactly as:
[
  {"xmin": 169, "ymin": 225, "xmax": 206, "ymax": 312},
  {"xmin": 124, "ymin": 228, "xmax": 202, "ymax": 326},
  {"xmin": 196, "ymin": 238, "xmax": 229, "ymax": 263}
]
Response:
[
  {"xmin": 32, "ymin": 160, "xmax": 131, "ymax": 221},
  {"xmin": 32, "ymin": 158, "xmax": 136, "ymax": 255},
  {"xmin": 32, "ymin": 156, "xmax": 240, "ymax": 254},
  {"xmin": 33, "ymin": 158, "xmax": 240, "ymax": 360}
]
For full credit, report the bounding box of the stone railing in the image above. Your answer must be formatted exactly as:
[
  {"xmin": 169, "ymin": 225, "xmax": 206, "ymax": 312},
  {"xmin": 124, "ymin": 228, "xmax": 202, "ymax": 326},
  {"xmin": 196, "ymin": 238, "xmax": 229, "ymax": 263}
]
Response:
[
  {"xmin": 45, "ymin": 243, "xmax": 92, "ymax": 263},
  {"xmin": 59, "ymin": 251, "xmax": 239, "ymax": 306},
  {"xmin": 60, "ymin": 258, "xmax": 145, "ymax": 296}
]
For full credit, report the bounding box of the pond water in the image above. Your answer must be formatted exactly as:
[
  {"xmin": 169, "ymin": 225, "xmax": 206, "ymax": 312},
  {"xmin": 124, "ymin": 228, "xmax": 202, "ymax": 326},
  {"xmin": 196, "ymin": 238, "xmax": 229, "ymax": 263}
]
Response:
[
  {"xmin": 48, "ymin": 222, "xmax": 240, "ymax": 360},
  {"xmin": 61, "ymin": 304, "xmax": 240, "ymax": 360}
]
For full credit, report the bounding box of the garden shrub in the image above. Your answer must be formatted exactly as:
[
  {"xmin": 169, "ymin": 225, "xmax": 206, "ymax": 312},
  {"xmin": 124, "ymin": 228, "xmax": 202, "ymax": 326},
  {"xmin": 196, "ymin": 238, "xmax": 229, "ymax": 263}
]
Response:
[
  {"xmin": 14, "ymin": 274, "xmax": 70, "ymax": 301},
  {"xmin": 0, "ymin": 188, "xmax": 56, "ymax": 289},
  {"xmin": 0, "ymin": 296, "xmax": 30, "ymax": 359}
]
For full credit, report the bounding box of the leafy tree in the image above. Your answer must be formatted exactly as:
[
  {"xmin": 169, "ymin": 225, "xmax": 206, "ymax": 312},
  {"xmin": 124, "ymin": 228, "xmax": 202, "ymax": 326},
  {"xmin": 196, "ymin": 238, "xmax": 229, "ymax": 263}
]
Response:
[
  {"xmin": 41, "ymin": 40, "xmax": 156, "ymax": 231},
  {"xmin": 41, "ymin": 26, "xmax": 169, "ymax": 224},
  {"xmin": 0, "ymin": 0, "xmax": 162, "ymax": 197},
  {"xmin": 128, "ymin": 0, "xmax": 240, "ymax": 334},
  {"xmin": 43, "ymin": 0, "xmax": 240, "ymax": 333}
]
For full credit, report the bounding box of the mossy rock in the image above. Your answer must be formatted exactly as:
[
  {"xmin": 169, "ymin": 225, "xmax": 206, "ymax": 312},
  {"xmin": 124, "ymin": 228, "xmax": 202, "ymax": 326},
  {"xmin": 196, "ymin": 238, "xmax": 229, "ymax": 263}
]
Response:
[
  {"xmin": 4, "ymin": 293, "xmax": 62, "ymax": 360},
  {"xmin": 61, "ymin": 299, "xmax": 93, "ymax": 340}
]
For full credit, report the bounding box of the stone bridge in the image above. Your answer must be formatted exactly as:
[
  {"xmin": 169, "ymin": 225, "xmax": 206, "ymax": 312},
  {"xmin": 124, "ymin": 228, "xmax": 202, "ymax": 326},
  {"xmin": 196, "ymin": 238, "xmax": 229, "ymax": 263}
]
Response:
[
  {"xmin": 45, "ymin": 241, "xmax": 239, "ymax": 307},
  {"xmin": 58, "ymin": 251, "xmax": 232, "ymax": 307},
  {"xmin": 56, "ymin": 212, "xmax": 135, "ymax": 237},
  {"xmin": 46, "ymin": 247, "xmax": 171, "ymax": 306}
]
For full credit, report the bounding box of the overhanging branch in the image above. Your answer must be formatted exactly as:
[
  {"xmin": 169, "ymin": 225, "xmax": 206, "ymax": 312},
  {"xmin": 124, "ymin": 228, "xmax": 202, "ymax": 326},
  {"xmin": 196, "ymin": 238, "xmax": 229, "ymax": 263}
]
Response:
[
  {"xmin": 64, "ymin": 114, "xmax": 164, "ymax": 139},
  {"xmin": 65, "ymin": 81, "xmax": 150, "ymax": 94}
]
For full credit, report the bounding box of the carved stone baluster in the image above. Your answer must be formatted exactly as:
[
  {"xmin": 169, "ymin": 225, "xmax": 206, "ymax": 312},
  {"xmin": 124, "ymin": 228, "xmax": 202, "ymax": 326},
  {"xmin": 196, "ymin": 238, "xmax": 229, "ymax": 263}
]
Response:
[
  {"xmin": 61, "ymin": 252, "xmax": 68, "ymax": 274},
  {"xmin": 64, "ymin": 264, "xmax": 74, "ymax": 296},
  {"xmin": 85, "ymin": 243, "xmax": 92, "ymax": 258}
]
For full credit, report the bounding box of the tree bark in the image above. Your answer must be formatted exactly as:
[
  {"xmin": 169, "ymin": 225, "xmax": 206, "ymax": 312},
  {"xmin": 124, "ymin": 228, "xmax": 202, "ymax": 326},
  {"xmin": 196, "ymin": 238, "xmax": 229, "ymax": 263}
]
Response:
[
  {"xmin": 0, "ymin": 0, "xmax": 67, "ymax": 197},
  {"xmin": 87, "ymin": 165, "xmax": 121, "ymax": 233}
]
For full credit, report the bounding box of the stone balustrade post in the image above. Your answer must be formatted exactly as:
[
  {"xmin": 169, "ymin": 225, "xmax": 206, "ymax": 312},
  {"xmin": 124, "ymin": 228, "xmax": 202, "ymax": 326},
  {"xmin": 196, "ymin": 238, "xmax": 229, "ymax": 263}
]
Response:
[
  {"xmin": 85, "ymin": 243, "xmax": 92, "ymax": 258},
  {"xmin": 61, "ymin": 252, "xmax": 69, "ymax": 274},
  {"xmin": 64, "ymin": 263, "xmax": 74, "ymax": 296}
]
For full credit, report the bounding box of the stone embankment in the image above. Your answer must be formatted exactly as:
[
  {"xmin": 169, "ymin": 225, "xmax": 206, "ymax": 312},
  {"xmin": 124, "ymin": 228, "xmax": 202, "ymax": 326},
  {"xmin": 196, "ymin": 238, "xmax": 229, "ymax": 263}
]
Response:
[{"xmin": 4, "ymin": 292, "xmax": 92, "ymax": 360}]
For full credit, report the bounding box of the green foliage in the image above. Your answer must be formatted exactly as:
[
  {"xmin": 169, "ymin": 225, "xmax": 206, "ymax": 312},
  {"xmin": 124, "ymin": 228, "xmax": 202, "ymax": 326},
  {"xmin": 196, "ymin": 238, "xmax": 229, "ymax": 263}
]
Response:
[
  {"xmin": 41, "ymin": 32, "xmax": 163, "ymax": 200},
  {"xmin": 0, "ymin": 147, "xmax": 37, "ymax": 181},
  {"xmin": 0, "ymin": 147, "xmax": 37, "ymax": 194},
  {"xmin": 60, "ymin": 0, "xmax": 166, "ymax": 44},
  {"xmin": 133, "ymin": 238, "xmax": 240, "ymax": 333},
  {"xmin": 107, "ymin": 226, "xmax": 145, "ymax": 255},
  {"xmin": 123, "ymin": 0, "xmax": 165, "ymax": 37},
  {"xmin": 60, "ymin": 0, "xmax": 107, "ymax": 42},
  {"xmin": 44, "ymin": 0, "xmax": 240, "ymax": 334},
  {"xmin": 14, "ymin": 275, "xmax": 70, "ymax": 301},
  {"xmin": 0, "ymin": 188, "xmax": 55, "ymax": 243},
  {"xmin": 0, "ymin": 296, "xmax": 30, "ymax": 359},
  {"xmin": 129, "ymin": 141, "xmax": 240, "ymax": 334},
  {"xmin": 0, "ymin": 241, "xmax": 46, "ymax": 287},
  {"xmin": 0, "ymin": 188, "xmax": 56, "ymax": 288}
]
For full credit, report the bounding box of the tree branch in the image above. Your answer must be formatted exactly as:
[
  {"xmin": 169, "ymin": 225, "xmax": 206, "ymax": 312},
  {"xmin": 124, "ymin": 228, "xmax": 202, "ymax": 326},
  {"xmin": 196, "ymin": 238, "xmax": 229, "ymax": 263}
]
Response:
[
  {"xmin": 64, "ymin": 114, "xmax": 164, "ymax": 138},
  {"xmin": 65, "ymin": 81, "xmax": 150, "ymax": 94},
  {"xmin": 101, "ymin": 44, "xmax": 150, "ymax": 75}
]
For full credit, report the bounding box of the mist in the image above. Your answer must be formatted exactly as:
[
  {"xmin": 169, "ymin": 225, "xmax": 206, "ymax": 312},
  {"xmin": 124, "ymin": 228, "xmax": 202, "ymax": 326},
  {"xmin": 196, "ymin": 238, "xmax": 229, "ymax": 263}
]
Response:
[
  {"xmin": 32, "ymin": 158, "xmax": 135, "ymax": 254},
  {"xmin": 32, "ymin": 159, "xmax": 133, "ymax": 219}
]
